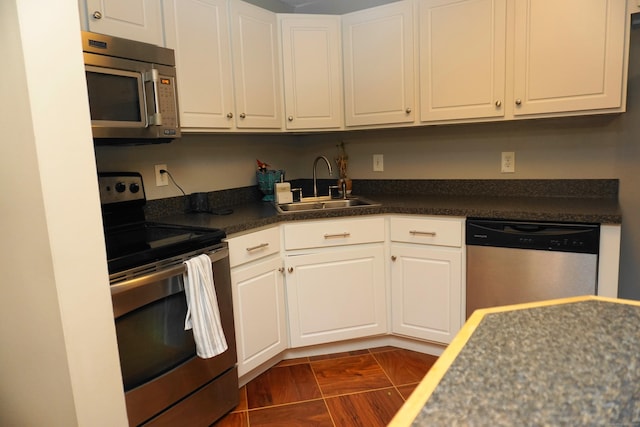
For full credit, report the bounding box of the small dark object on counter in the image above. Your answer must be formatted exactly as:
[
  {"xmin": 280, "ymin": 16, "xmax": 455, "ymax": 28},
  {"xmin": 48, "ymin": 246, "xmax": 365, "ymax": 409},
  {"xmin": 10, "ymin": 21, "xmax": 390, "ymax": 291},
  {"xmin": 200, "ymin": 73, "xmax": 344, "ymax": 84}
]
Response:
[{"xmin": 209, "ymin": 208, "xmax": 233, "ymax": 215}]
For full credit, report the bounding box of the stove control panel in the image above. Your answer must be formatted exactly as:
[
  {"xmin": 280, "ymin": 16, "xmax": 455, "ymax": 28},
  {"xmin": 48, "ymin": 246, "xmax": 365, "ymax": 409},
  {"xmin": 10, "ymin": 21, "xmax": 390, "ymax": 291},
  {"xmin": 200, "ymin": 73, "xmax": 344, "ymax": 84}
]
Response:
[{"xmin": 98, "ymin": 173, "xmax": 146, "ymax": 205}]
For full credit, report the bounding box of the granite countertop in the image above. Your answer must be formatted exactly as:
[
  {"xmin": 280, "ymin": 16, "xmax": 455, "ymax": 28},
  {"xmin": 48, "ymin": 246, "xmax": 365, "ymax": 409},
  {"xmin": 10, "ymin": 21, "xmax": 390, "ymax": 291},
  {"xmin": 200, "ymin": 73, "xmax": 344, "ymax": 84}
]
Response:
[
  {"xmin": 390, "ymin": 296, "xmax": 640, "ymax": 426},
  {"xmin": 147, "ymin": 179, "xmax": 621, "ymax": 235},
  {"xmin": 153, "ymin": 192, "xmax": 621, "ymax": 236}
]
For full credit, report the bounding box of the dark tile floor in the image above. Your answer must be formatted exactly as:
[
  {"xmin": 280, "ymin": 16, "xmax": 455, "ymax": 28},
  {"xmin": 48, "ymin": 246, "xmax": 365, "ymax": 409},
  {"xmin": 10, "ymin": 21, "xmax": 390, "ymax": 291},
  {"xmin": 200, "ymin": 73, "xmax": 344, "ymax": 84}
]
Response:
[{"xmin": 212, "ymin": 346, "xmax": 438, "ymax": 427}]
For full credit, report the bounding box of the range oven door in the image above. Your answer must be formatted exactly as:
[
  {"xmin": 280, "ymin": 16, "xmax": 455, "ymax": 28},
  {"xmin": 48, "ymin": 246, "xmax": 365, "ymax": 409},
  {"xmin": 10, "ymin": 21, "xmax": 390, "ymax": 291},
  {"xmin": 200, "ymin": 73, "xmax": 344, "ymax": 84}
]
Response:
[{"xmin": 110, "ymin": 244, "xmax": 237, "ymax": 426}]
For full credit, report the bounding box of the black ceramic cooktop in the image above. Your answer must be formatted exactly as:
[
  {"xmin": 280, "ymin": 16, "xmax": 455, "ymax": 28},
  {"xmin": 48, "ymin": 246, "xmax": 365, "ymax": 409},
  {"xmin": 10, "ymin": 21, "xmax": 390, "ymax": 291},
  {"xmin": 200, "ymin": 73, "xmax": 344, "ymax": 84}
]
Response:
[{"xmin": 104, "ymin": 222, "xmax": 225, "ymax": 274}]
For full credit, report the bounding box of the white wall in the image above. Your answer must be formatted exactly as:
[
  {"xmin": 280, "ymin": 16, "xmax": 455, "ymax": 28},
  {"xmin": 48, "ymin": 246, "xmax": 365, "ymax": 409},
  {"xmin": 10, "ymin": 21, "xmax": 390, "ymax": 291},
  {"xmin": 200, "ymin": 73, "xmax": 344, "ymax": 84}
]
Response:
[
  {"xmin": 0, "ymin": 1, "xmax": 127, "ymax": 425},
  {"xmin": 95, "ymin": 133, "xmax": 301, "ymax": 200}
]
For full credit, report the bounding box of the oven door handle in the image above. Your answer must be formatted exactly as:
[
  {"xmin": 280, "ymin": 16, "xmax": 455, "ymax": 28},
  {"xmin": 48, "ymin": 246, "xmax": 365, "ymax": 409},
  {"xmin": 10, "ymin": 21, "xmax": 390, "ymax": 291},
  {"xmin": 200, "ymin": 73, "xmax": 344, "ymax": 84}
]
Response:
[{"xmin": 111, "ymin": 246, "xmax": 229, "ymax": 318}]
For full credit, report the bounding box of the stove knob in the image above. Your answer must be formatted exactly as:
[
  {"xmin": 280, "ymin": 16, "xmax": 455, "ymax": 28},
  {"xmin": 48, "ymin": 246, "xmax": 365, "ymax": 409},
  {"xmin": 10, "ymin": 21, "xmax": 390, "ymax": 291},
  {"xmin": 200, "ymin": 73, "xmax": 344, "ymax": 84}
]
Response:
[
  {"xmin": 129, "ymin": 183, "xmax": 140, "ymax": 193},
  {"xmin": 115, "ymin": 182, "xmax": 126, "ymax": 193}
]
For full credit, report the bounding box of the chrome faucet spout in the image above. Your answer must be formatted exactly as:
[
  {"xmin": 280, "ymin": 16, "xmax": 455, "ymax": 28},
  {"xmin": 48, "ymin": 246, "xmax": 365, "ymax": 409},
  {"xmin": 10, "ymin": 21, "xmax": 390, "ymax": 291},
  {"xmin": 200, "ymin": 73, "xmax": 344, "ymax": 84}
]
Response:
[{"xmin": 313, "ymin": 156, "xmax": 333, "ymax": 198}]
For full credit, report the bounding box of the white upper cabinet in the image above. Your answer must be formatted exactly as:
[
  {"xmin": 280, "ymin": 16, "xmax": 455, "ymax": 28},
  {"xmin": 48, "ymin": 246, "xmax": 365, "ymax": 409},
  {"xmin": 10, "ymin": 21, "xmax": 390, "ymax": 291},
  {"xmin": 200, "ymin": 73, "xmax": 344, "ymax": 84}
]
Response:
[
  {"xmin": 342, "ymin": 1, "xmax": 416, "ymax": 127},
  {"xmin": 163, "ymin": 0, "xmax": 235, "ymax": 129},
  {"xmin": 81, "ymin": 0, "xmax": 164, "ymax": 46},
  {"xmin": 512, "ymin": 0, "xmax": 627, "ymax": 116},
  {"xmin": 279, "ymin": 15, "xmax": 343, "ymax": 130},
  {"xmin": 419, "ymin": 0, "xmax": 507, "ymax": 122},
  {"xmin": 229, "ymin": 1, "xmax": 283, "ymax": 129}
]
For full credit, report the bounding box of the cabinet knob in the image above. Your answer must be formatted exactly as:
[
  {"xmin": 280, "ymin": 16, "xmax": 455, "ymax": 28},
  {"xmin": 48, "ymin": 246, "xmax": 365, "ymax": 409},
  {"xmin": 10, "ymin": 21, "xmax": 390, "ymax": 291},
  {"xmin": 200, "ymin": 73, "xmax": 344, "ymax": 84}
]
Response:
[
  {"xmin": 288, "ymin": 267, "xmax": 294, "ymax": 273},
  {"xmin": 239, "ymin": 113, "xmax": 246, "ymax": 119},
  {"xmin": 278, "ymin": 267, "xmax": 284, "ymax": 273},
  {"xmin": 391, "ymin": 255, "xmax": 397, "ymax": 261},
  {"xmin": 288, "ymin": 116, "xmax": 294, "ymax": 122},
  {"xmin": 405, "ymin": 107, "xmax": 412, "ymax": 114},
  {"xmin": 92, "ymin": 11, "xmax": 103, "ymax": 19},
  {"xmin": 495, "ymin": 100, "xmax": 502, "ymax": 107},
  {"xmin": 515, "ymin": 99, "xmax": 522, "ymax": 106},
  {"xmin": 226, "ymin": 112, "xmax": 233, "ymax": 119}
]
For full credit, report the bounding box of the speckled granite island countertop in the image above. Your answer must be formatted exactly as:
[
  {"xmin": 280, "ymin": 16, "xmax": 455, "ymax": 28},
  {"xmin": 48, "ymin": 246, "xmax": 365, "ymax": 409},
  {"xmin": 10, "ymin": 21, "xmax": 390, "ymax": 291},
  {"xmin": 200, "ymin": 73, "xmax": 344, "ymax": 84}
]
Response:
[
  {"xmin": 390, "ymin": 296, "xmax": 640, "ymax": 426},
  {"xmin": 148, "ymin": 179, "xmax": 621, "ymax": 235}
]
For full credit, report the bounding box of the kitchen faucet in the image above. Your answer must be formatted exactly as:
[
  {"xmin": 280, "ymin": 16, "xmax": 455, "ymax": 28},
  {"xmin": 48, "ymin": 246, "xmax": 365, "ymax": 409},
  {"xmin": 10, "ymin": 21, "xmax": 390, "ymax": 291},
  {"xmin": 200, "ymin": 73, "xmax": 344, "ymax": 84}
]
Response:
[{"xmin": 313, "ymin": 156, "xmax": 333, "ymax": 198}]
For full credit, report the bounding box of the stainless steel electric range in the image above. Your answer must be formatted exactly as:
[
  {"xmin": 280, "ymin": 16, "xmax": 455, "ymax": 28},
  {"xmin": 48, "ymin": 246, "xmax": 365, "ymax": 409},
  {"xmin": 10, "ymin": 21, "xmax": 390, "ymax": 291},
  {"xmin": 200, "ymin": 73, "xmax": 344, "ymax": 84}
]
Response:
[{"xmin": 99, "ymin": 172, "xmax": 238, "ymax": 426}]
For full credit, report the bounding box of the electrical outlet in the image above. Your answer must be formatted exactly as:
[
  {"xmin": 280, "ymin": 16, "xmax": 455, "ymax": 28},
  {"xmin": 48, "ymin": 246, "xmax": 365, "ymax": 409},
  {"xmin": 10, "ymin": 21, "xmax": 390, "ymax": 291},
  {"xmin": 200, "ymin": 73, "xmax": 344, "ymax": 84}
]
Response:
[
  {"xmin": 373, "ymin": 154, "xmax": 384, "ymax": 172},
  {"xmin": 155, "ymin": 164, "xmax": 169, "ymax": 186},
  {"xmin": 501, "ymin": 152, "xmax": 515, "ymax": 173}
]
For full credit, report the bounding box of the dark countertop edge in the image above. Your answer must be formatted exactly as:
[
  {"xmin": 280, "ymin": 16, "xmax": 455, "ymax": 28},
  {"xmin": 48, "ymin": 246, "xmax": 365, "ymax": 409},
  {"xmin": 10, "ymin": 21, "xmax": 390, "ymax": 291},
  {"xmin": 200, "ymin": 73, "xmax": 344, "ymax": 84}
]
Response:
[{"xmin": 155, "ymin": 194, "xmax": 622, "ymax": 237}]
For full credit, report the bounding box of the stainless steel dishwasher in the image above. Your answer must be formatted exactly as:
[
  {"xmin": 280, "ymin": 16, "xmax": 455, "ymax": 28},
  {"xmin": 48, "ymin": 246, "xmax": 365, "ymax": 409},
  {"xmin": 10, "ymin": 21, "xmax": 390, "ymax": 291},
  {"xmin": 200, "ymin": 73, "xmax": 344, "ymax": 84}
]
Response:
[{"xmin": 466, "ymin": 219, "xmax": 600, "ymax": 318}]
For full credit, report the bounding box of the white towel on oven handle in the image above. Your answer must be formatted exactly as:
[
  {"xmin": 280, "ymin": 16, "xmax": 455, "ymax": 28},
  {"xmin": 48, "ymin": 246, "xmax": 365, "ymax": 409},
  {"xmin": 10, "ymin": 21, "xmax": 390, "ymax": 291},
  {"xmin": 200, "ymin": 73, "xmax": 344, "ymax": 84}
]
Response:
[{"xmin": 183, "ymin": 254, "xmax": 228, "ymax": 358}]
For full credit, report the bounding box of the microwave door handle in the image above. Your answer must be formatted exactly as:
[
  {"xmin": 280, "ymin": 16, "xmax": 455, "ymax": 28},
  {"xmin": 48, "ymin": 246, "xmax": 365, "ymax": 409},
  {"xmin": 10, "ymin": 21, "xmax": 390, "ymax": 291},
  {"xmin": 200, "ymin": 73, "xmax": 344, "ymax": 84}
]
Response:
[{"xmin": 144, "ymin": 69, "xmax": 162, "ymax": 126}]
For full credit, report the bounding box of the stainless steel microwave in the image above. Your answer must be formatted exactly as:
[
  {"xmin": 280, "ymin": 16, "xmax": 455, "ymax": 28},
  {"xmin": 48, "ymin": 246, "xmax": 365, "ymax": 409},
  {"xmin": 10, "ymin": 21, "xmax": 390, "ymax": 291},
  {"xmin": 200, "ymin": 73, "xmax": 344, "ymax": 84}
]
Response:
[{"xmin": 82, "ymin": 31, "xmax": 180, "ymax": 143}]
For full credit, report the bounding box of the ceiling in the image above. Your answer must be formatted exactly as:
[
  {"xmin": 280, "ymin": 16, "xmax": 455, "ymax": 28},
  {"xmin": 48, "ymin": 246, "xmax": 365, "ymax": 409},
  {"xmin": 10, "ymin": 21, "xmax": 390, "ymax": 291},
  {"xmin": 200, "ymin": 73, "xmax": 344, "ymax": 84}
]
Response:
[
  {"xmin": 278, "ymin": 0, "xmax": 327, "ymax": 6},
  {"xmin": 272, "ymin": 0, "xmax": 398, "ymax": 14}
]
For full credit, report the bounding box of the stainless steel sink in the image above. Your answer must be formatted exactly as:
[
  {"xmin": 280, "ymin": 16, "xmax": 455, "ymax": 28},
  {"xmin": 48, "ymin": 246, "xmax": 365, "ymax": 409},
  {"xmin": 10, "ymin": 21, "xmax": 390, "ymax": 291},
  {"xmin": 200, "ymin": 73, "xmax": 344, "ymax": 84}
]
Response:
[{"xmin": 275, "ymin": 196, "xmax": 380, "ymax": 214}]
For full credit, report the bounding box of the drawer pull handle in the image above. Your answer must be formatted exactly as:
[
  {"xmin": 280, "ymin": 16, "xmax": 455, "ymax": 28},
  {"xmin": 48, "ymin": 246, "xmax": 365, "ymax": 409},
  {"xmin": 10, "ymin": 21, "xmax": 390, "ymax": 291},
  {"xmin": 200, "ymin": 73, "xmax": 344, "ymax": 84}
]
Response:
[
  {"xmin": 246, "ymin": 242, "xmax": 269, "ymax": 252},
  {"xmin": 410, "ymin": 230, "xmax": 436, "ymax": 237},
  {"xmin": 324, "ymin": 232, "xmax": 351, "ymax": 239}
]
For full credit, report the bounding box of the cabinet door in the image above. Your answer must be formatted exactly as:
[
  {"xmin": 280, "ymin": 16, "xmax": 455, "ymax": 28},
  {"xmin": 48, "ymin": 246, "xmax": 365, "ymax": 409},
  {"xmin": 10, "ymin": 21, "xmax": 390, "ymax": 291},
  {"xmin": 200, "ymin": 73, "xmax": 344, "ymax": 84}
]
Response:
[
  {"xmin": 280, "ymin": 15, "xmax": 343, "ymax": 130},
  {"xmin": 390, "ymin": 244, "xmax": 462, "ymax": 344},
  {"xmin": 513, "ymin": 0, "xmax": 626, "ymax": 116},
  {"xmin": 419, "ymin": 0, "xmax": 506, "ymax": 121},
  {"xmin": 231, "ymin": 256, "xmax": 287, "ymax": 377},
  {"xmin": 163, "ymin": 0, "xmax": 234, "ymax": 129},
  {"xmin": 342, "ymin": 1, "xmax": 415, "ymax": 126},
  {"xmin": 84, "ymin": 0, "xmax": 164, "ymax": 45},
  {"xmin": 286, "ymin": 246, "xmax": 386, "ymax": 347},
  {"xmin": 229, "ymin": 1, "xmax": 283, "ymax": 129}
]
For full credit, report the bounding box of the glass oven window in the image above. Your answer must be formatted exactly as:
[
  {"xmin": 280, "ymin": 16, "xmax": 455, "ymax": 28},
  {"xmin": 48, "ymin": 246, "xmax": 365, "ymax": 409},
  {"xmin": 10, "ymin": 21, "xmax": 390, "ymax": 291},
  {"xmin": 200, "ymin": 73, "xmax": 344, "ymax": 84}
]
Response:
[
  {"xmin": 85, "ymin": 66, "xmax": 146, "ymax": 127},
  {"xmin": 115, "ymin": 288, "xmax": 195, "ymax": 391}
]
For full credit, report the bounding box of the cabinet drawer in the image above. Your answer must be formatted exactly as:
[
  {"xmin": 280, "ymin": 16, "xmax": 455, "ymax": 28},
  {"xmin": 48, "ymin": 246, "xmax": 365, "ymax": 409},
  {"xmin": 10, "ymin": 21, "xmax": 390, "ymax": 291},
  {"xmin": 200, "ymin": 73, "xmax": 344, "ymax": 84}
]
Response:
[
  {"xmin": 390, "ymin": 216, "xmax": 463, "ymax": 247},
  {"xmin": 227, "ymin": 226, "xmax": 281, "ymax": 268},
  {"xmin": 284, "ymin": 217, "xmax": 385, "ymax": 250}
]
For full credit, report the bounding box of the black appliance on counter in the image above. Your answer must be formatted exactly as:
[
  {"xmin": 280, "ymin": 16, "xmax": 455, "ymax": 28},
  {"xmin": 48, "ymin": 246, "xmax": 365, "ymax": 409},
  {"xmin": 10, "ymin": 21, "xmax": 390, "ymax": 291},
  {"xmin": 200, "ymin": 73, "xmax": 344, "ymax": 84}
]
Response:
[{"xmin": 99, "ymin": 172, "xmax": 238, "ymax": 426}]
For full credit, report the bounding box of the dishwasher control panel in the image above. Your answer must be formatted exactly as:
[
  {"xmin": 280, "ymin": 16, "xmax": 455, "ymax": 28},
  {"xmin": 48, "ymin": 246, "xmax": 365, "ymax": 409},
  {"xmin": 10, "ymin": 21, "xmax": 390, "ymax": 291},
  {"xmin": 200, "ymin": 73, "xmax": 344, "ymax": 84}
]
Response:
[{"xmin": 466, "ymin": 219, "xmax": 600, "ymax": 254}]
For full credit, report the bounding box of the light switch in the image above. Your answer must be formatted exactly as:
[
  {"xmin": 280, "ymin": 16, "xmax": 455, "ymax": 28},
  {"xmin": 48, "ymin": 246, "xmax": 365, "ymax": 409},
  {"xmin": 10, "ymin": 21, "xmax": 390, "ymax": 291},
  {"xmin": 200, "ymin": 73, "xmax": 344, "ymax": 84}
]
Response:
[{"xmin": 373, "ymin": 154, "xmax": 384, "ymax": 172}]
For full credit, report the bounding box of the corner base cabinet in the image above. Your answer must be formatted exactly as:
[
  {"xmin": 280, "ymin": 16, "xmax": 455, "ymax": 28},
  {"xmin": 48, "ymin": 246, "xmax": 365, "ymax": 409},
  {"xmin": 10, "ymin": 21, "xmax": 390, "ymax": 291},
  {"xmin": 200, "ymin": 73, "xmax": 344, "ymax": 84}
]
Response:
[
  {"xmin": 390, "ymin": 216, "xmax": 464, "ymax": 344},
  {"xmin": 283, "ymin": 217, "xmax": 387, "ymax": 348}
]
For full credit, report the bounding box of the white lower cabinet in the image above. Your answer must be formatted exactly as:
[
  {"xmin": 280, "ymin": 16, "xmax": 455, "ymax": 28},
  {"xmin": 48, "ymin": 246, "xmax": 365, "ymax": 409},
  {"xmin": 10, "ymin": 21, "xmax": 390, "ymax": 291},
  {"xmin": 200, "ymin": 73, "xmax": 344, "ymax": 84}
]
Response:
[
  {"xmin": 283, "ymin": 217, "xmax": 387, "ymax": 348},
  {"xmin": 227, "ymin": 227, "xmax": 287, "ymax": 377},
  {"xmin": 390, "ymin": 216, "xmax": 464, "ymax": 344},
  {"xmin": 231, "ymin": 256, "xmax": 286, "ymax": 376}
]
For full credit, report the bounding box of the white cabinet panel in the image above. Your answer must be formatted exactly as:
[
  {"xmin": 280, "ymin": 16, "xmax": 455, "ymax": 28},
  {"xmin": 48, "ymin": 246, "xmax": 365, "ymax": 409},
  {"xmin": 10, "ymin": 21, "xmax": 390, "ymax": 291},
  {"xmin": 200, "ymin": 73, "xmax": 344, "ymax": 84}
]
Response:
[
  {"xmin": 513, "ymin": 0, "xmax": 626, "ymax": 116},
  {"xmin": 84, "ymin": 0, "xmax": 164, "ymax": 45},
  {"xmin": 285, "ymin": 245, "xmax": 386, "ymax": 348},
  {"xmin": 390, "ymin": 216, "xmax": 463, "ymax": 247},
  {"xmin": 342, "ymin": 1, "xmax": 415, "ymax": 126},
  {"xmin": 280, "ymin": 15, "xmax": 343, "ymax": 130},
  {"xmin": 283, "ymin": 217, "xmax": 385, "ymax": 250},
  {"xmin": 419, "ymin": 0, "xmax": 506, "ymax": 121},
  {"xmin": 390, "ymin": 244, "xmax": 462, "ymax": 344},
  {"xmin": 229, "ymin": 1, "xmax": 283, "ymax": 129},
  {"xmin": 231, "ymin": 256, "xmax": 286, "ymax": 377},
  {"xmin": 227, "ymin": 226, "xmax": 281, "ymax": 268},
  {"xmin": 389, "ymin": 216, "xmax": 464, "ymax": 345},
  {"xmin": 163, "ymin": 0, "xmax": 235, "ymax": 129}
]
